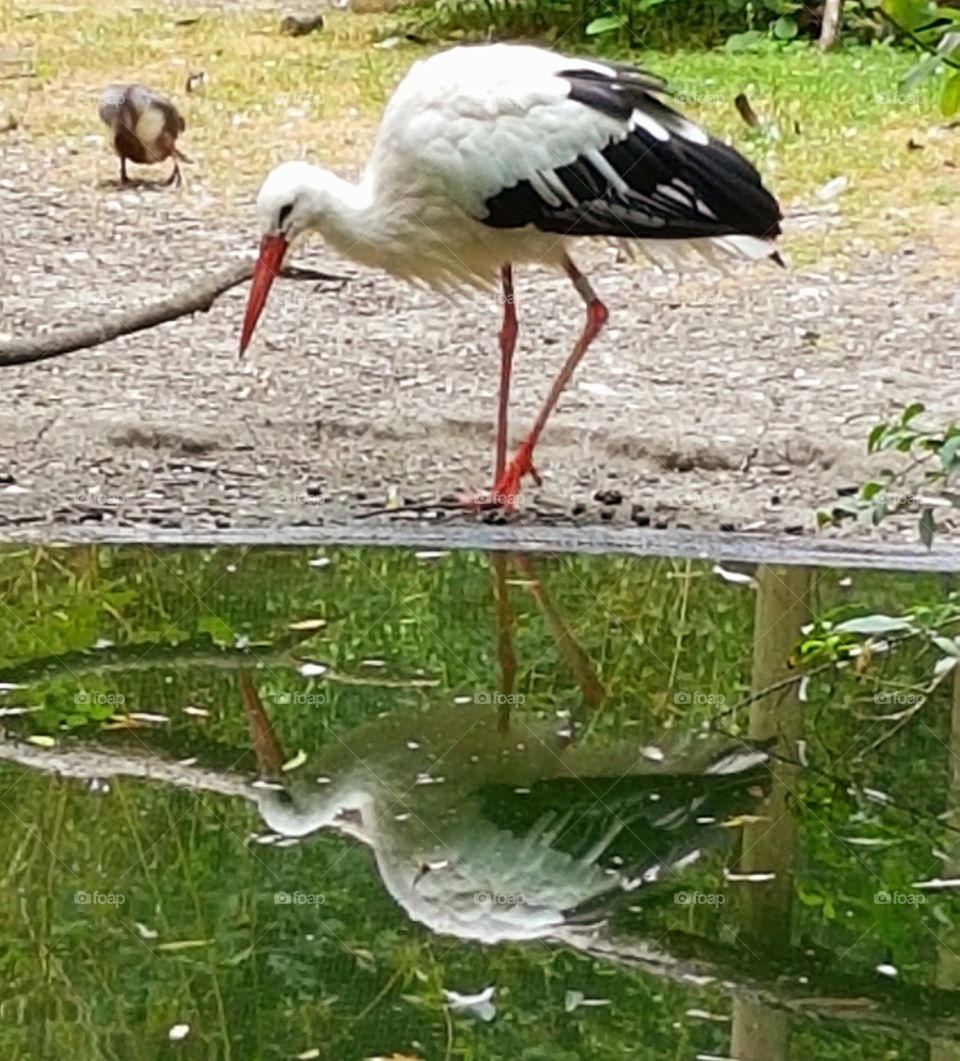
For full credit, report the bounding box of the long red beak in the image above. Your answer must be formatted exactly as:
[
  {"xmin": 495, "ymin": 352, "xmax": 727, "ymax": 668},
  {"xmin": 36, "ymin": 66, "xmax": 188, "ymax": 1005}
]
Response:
[
  {"xmin": 239, "ymin": 234, "xmax": 289, "ymax": 356},
  {"xmin": 239, "ymin": 672, "xmax": 286, "ymax": 778}
]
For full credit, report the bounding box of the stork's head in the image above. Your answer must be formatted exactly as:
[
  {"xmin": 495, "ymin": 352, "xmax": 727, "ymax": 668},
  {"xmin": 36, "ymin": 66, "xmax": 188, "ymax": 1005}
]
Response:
[
  {"xmin": 255, "ymin": 161, "xmax": 320, "ymax": 243},
  {"xmin": 238, "ymin": 669, "xmax": 379, "ymax": 843},
  {"xmin": 254, "ymin": 780, "xmax": 378, "ymax": 843},
  {"xmin": 239, "ymin": 160, "xmax": 328, "ymax": 356}
]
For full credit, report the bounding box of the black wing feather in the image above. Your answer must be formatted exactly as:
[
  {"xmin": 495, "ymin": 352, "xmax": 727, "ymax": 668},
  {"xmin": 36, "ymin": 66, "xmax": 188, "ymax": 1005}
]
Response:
[
  {"xmin": 477, "ymin": 766, "xmax": 769, "ymax": 881},
  {"xmin": 482, "ymin": 66, "xmax": 781, "ymax": 244}
]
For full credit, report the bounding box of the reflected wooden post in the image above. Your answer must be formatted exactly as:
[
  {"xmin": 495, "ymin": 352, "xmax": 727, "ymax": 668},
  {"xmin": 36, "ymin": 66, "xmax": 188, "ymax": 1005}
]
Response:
[
  {"xmin": 730, "ymin": 564, "xmax": 813, "ymax": 1061},
  {"xmin": 930, "ymin": 667, "xmax": 960, "ymax": 1061}
]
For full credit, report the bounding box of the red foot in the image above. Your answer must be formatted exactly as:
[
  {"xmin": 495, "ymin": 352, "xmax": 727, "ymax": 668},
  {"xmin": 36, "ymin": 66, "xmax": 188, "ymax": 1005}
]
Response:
[
  {"xmin": 489, "ymin": 452, "xmax": 531, "ymax": 512},
  {"xmin": 459, "ymin": 451, "xmax": 542, "ymax": 512}
]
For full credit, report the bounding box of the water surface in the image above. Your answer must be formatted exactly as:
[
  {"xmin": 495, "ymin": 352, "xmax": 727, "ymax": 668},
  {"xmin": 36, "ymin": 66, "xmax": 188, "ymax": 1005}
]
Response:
[{"xmin": 0, "ymin": 545, "xmax": 957, "ymax": 1060}]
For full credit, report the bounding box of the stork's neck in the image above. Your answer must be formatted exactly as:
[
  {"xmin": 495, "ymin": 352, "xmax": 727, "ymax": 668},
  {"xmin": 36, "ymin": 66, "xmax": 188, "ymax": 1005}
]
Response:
[{"xmin": 302, "ymin": 167, "xmax": 377, "ymax": 263}]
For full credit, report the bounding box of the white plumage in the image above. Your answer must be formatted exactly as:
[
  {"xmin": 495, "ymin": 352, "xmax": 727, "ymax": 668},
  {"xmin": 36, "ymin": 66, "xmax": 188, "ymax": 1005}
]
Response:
[{"xmin": 241, "ymin": 43, "xmax": 783, "ymax": 508}]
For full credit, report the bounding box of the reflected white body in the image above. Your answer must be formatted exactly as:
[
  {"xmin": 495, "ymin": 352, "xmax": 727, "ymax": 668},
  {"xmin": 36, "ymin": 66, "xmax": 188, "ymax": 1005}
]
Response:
[
  {"xmin": 252, "ymin": 707, "xmax": 768, "ymax": 945},
  {"xmin": 259, "ymin": 776, "xmax": 618, "ymax": 942}
]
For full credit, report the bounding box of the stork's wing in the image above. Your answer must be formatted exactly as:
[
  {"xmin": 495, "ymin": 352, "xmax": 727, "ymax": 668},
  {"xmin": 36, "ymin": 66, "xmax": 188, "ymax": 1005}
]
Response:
[
  {"xmin": 476, "ymin": 762, "xmax": 770, "ymax": 883},
  {"xmin": 368, "ymin": 44, "xmax": 780, "ymax": 251},
  {"xmin": 482, "ymin": 67, "xmax": 781, "ymax": 245}
]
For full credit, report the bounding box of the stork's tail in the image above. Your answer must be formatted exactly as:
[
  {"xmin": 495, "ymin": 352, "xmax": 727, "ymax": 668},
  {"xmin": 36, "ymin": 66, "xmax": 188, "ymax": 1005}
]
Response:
[{"xmin": 622, "ymin": 234, "xmax": 786, "ymax": 273}]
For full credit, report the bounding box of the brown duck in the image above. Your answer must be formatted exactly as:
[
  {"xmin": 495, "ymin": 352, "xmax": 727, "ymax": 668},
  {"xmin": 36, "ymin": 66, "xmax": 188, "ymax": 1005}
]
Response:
[{"xmin": 98, "ymin": 84, "xmax": 190, "ymax": 186}]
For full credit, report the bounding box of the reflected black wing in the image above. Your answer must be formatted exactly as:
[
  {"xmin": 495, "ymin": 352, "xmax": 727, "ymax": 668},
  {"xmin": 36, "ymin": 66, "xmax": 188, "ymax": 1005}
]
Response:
[{"xmin": 477, "ymin": 762, "xmax": 770, "ymax": 883}]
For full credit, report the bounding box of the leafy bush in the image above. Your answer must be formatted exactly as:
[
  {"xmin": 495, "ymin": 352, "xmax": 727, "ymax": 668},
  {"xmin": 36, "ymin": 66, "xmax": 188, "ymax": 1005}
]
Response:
[
  {"xmin": 823, "ymin": 403, "xmax": 960, "ymax": 546},
  {"xmin": 403, "ymin": 0, "xmax": 888, "ymax": 50},
  {"xmin": 882, "ymin": 0, "xmax": 960, "ymax": 114}
]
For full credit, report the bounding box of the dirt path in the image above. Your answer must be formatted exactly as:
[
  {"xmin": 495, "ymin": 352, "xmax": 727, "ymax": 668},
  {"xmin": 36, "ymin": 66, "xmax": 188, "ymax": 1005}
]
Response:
[{"xmin": 2, "ymin": 142, "xmax": 959, "ymax": 544}]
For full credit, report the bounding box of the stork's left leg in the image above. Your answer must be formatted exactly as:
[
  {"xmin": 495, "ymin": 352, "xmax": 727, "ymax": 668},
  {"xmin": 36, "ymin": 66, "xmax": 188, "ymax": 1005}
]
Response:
[{"xmin": 491, "ymin": 256, "xmax": 608, "ymax": 508}]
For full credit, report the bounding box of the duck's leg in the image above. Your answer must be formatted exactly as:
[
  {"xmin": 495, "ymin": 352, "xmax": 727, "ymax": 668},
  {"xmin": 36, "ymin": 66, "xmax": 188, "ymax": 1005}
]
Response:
[
  {"xmin": 163, "ymin": 158, "xmax": 182, "ymax": 187},
  {"xmin": 491, "ymin": 255, "xmax": 608, "ymax": 510}
]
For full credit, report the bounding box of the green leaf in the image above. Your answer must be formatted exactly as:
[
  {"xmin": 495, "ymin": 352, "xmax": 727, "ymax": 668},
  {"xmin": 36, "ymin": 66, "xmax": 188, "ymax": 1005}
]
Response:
[
  {"xmin": 861, "ymin": 481, "xmax": 883, "ymax": 501},
  {"xmin": 198, "ymin": 614, "xmax": 235, "ymax": 646},
  {"xmin": 882, "ymin": 0, "xmax": 937, "ymax": 31},
  {"xmin": 870, "ymin": 498, "xmax": 889, "ymax": 525},
  {"xmin": 773, "ymin": 15, "xmax": 799, "ymax": 39},
  {"xmin": 796, "ymin": 885, "xmax": 824, "ymax": 907},
  {"xmin": 867, "ymin": 424, "xmax": 887, "ymax": 453},
  {"xmin": 585, "ymin": 15, "xmax": 623, "ymax": 35},
  {"xmin": 938, "ymin": 433, "xmax": 960, "ymax": 472},
  {"xmin": 902, "ymin": 31, "xmax": 960, "ymax": 91},
  {"xmin": 726, "ymin": 29, "xmax": 768, "ymax": 53},
  {"xmin": 902, "ymin": 401, "xmax": 925, "ymax": 425}
]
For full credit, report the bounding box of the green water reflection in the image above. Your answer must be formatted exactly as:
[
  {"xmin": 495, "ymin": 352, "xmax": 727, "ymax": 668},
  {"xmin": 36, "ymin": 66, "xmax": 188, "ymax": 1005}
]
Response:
[{"xmin": 0, "ymin": 545, "xmax": 958, "ymax": 1060}]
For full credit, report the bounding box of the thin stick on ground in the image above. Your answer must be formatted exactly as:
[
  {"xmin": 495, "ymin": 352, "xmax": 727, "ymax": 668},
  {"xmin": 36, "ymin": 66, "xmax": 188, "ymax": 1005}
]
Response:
[{"xmin": 0, "ymin": 261, "xmax": 350, "ymax": 368}]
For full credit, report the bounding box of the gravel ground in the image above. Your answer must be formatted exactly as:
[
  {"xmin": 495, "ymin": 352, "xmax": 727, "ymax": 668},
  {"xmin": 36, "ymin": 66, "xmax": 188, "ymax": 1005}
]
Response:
[{"xmin": 2, "ymin": 141, "xmax": 959, "ymax": 543}]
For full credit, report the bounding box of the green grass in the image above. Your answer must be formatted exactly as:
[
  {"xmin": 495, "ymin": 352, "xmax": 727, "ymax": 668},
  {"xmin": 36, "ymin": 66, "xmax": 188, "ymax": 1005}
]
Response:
[{"xmin": 635, "ymin": 42, "xmax": 954, "ymax": 261}]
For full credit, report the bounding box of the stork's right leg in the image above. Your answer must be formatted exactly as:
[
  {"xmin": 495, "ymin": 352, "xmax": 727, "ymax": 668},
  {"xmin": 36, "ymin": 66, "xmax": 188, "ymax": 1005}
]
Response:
[
  {"xmin": 119, "ymin": 156, "xmax": 129, "ymax": 185},
  {"xmin": 460, "ymin": 265, "xmax": 520, "ymax": 511},
  {"xmin": 494, "ymin": 264, "xmax": 517, "ymax": 482}
]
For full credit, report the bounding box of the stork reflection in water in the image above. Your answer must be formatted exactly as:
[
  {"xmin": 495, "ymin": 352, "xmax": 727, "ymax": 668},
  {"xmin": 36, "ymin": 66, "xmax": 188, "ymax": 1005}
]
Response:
[{"xmin": 240, "ymin": 660, "xmax": 770, "ymax": 945}]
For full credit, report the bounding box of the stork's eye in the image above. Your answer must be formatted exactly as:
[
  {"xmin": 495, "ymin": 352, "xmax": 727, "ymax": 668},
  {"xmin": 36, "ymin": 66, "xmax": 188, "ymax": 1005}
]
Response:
[
  {"xmin": 277, "ymin": 203, "xmax": 293, "ymax": 228},
  {"xmin": 276, "ymin": 789, "xmax": 294, "ymax": 805}
]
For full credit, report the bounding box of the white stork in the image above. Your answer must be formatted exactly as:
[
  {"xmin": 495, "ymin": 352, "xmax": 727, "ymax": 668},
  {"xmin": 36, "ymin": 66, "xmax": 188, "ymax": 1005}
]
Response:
[{"xmin": 239, "ymin": 43, "xmax": 783, "ymax": 509}]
